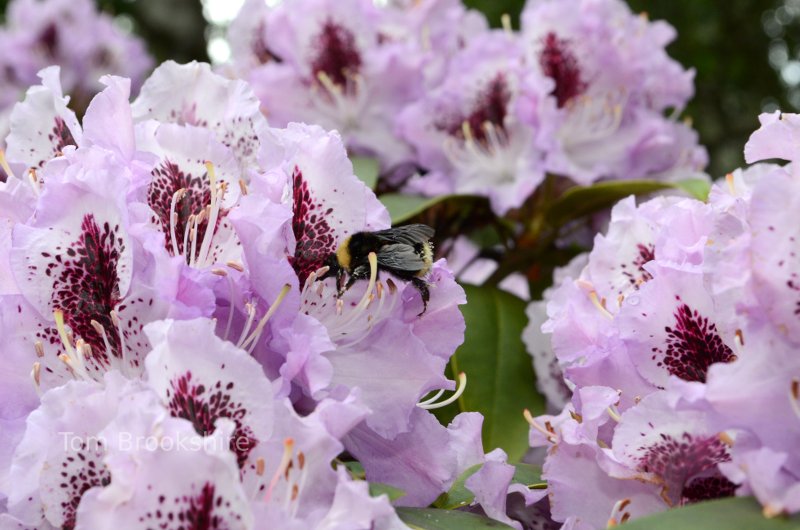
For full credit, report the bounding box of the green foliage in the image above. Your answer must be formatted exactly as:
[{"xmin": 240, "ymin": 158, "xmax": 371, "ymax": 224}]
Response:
[
  {"xmin": 379, "ymin": 193, "xmax": 489, "ymax": 225},
  {"xmin": 396, "ymin": 508, "xmax": 515, "ymax": 529},
  {"xmin": 439, "ymin": 284, "xmax": 545, "ymax": 462},
  {"xmin": 434, "ymin": 463, "xmax": 543, "ymax": 510},
  {"xmin": 351, "ymin": 156, "xmax": 380, "ymax": 190},
  {"xmin": 544, "ymin": 180, "xmax": 676, "ymax": 228},
  {"xmin": 620, "ymin": 497, "xmax": 800, "ymax": 530},
  {"xmin": 369, "ymin": 482, "xmax": 407, "ymax": 502}
]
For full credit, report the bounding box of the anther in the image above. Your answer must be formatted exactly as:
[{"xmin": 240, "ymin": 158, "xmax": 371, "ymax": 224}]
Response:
[
  {"xmin": 34, "ymin": 340, "xmax": 45, "ymax": 358},
  {"xmin": 226, "ymin": 261, "xmax": 245, "ymax": 272}
]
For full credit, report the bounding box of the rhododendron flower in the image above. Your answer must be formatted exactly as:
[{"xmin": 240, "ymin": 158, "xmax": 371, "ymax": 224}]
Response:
[
  {"xmin": 0, "ymin": 0, "xmax": 151, "ymax": 142},
  {"xmin": 519, "ymin": 0, "xmax": 705, "ymax": 185},
  {"xmin": 525, "ymin": 112, "xmax": 800, "ymax": 526}
]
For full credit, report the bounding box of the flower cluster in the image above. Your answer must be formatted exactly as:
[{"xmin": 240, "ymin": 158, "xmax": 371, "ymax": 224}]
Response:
[
  {"xmin": 0, "ymin": 62, "xmax": 526, "ymax": 528},
  {"xmin": 0, "ymin": 0, "xmax": 152, "ymax": 143},
  {"xmin": 228, "ymin": 0, "xmax": 706, "ymax": 215},
  {"xmin": 523, "ymin": 111, "xmax": 800, "ymax": 527}
]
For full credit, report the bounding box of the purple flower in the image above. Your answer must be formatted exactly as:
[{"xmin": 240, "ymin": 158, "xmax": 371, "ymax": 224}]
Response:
[
  {"xmin": 132, "ymin": 61, "xmax": 268, "ymax": 172},
  {"xmin": 397, "ymin": 31, "xmax": 547, "ymax": 215},
  {"xmin": 230, "ymin": 0, "xmax": 424, "ymax": 171},
  {"xmin": 518, "ymin": 0, "xmax": 705, "ymax": 184},
  {"xmin": 526, "ymin": 111, "xmax": 800, "ymax": 524},
  {"xmin": 0, "ymin": 0, "xmax": 151, "ymax": 139}
]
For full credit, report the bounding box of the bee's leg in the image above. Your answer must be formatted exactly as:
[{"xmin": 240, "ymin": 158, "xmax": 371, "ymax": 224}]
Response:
[
  {"xmin": 411, "ymin": 277, "xmax": 430, "ymax": 316},
  {"xmin": 335, "ymin": 266, "xmax": 347, "ymax": 297},
  {"xmin": 338, "ymin": 264, "xmax": 370, "ymax": 297}
]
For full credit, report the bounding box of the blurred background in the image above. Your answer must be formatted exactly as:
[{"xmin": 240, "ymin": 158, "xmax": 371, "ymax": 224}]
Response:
[{"xmin": 0, "ymin": 0, "xmax": 796, "ymax": 177}]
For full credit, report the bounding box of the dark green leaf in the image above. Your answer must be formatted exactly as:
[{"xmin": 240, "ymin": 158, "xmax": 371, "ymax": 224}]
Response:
[
  {"xmin": 675, "ymin": 177, "xmax": 712, "ymax": 201},
  {"xmin": 511, "ymin": 463, "xmax": 543, "ymax": 488},
  {"xmin": 620, "ymin": 497, "xmax": 800, "ymax": 530},
  {"xmin": 449, "ymin": 284, "xmax": 545, "ymax": 461},
  {"xmin": 396, "ymin": 508, "xmax": 515, "ymax": 529},
  {"xmin": 546, "ymin": 180, "xmax": 674, "ymax": 227},
  {"xmin": 368, "ymin": 482, "xmax": 406, "ymax": 502},
  {"xmin": 351, "ymin": 156, "xmax": 380, "ymax": 190},
  {"xmin": 378, "ymin": 193, "xmax": 487, "ymax": 225},
  {"xmin": 434, "ymin": 463, "xmax": 543, "ymax": 510},
  {"xmin": 434, "ymin": 464, "xmax": 483, "ymax": 510}
]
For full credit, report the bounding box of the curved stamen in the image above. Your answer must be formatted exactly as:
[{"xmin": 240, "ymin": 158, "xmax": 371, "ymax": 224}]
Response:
[
  {"xmin": 169, "ymin": 188, "xmax": 187, "ymax": 257},
  {"xmin": 417, "ymin": 388, "xmax": 446, "ymax": 407},
  {"xmin": 607, "ymin": 498, "xmax": 632, "ymax": 528},
  {"xmin": 523, "ymin": 408, "xmax": 557, "ymax": 443},
  {"xmin": 418, "ymin": 372, "xmax": 467, "ymax": 410}
]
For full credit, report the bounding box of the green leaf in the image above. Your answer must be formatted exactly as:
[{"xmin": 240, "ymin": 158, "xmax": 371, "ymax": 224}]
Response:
[
  {"xmin": 378, "ymin": 193, "xmax": 488, "ymax": 225},
  {"xmin": 342, "ymin": 460, "xmax": 365, "ymax": 479},
  {"xmin": 620, "ymin": 497, "xmax": 800, "ymax": 530},
  {"xmin": 546, "ymin": 180, "xmax": 673, "ymax": 227},
  {"xmin": 434, "ymin": 464, "xmax": 483, "ymax": 510},
  {"xmin": 351, "ymin": 156, "xmax": 380, "ymax": 190},
  {"xmin": 511, "ymin": 462, "xmax": 544, "ymax": 488},
  {"xmin": 368, "ymin": 482, "xmax": 406, "ymax": 502},
  {"xmin": 434, "ymin": 463, "xmax": 543, "ymax": 510},
  {"xmin": 396, "ymin": 508, "xmax": 515, "ymax": 529},
  {"xmin": 449, "ymin": 284, "xmax": 545, "ymax": 461},
  {"xmin": 675, "ymin": 177, "xmax": 712, "ymax": 201}
]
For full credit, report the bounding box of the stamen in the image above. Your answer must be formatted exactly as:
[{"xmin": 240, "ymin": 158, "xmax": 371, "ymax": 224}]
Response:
[
  {"xmin": 576, "ymin": 280, "xmax": 614, "ymax": 320},
  {"xmin": 265, "ymin": 438, "xmax": 294, "ymax": 502},
  {"xmin": 607, "ymin": 498, "xmax": 632, "ymax": 528},
  {"xmin": 523, "ymin": 408, "xmax": 557, "ymax": 443},
  {"xmin": 256, "ymin": 457, "xmax": 265, "ymax": 476},
  {"xmin": 28, "ymin": 169, "xmax": 41, "ymax": 195},
  {"xmin": 54, "ymin": 310, "xmax": 76, "ymax": 358},
  {"xmin": 34, "ymin": 340, "xmax": 45, "ymax": 358},
  {"xmin": 226, "ymin": 261, "xmax": 245, "ymax": 272},
  {"xmin": 0, "ymin": 149, "xmax": 16, "ymax": 181},
  {"xmin": 417, "ymin": 389, "xmax": 445, "ymax": 407},
  {"xmin": 719, "ymin": 432, "xmax": 735, "ymax": 447},
  {"xmin": 197, "ymin": 161, "xmax": 222, "ymax": 266},
  {"xmin": 90, "ymin": 319, "xmax": 114, "ymax": 360},
  {"xmin": 606, "ymin": 405, "xmax": 622, "ymax": 423},
  {"xmin": 169, "ymin": 188, "xmax": 187, "ymax": 257},
  {"xmin": 240, "ymin": 284, "xmax": 292, "ymax": 352},
  {"xmin": 236, "ymin": 303, "xmax": 257, "ymax": 348},
  {"xmin": 501, "ymin": 13, "xmax": 512, "ymax": 33},
  {"xmin": 31, "ymin": 361, "xmax": 41, "ymax": 387},
  {"xmin": 239, "ymin": 179, "xmax": 249, "ymax": 196},
  {"xmin": 726, "ymin": 173, "xmax": 736, "ymax": 195},
  {"xmin": 734, "ymin": 329, "xmax": 745, "ymax": 347},
  {"xmin": 418, "ymin": 372, "xmax": 467, "ymax": 410}
]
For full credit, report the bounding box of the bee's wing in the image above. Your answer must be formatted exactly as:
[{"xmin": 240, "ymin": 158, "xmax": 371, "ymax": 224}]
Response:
[
  {"xmin": 372, "ymin": 224, "xmax": 434, "ymax": 245},
  {"xmin": 377, "ymin": 243, "xmax": 426, "ymax": 271}
]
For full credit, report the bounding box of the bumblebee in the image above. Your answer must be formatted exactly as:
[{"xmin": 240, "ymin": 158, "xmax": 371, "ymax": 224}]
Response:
[{"xmin": 323, "ymin": 224, "xmax": 435, "ymax": 315}]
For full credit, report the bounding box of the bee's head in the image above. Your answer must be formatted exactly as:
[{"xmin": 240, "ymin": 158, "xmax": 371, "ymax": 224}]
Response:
[{"xmin": 318, "ymin": 253, "xmax": 341, "ymax": 280}]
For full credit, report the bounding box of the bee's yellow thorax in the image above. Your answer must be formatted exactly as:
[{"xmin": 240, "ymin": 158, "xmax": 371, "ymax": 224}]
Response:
[{"xmin": 336, "ymin": 236, "xmax": 352, "ymax": 271}]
